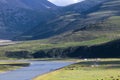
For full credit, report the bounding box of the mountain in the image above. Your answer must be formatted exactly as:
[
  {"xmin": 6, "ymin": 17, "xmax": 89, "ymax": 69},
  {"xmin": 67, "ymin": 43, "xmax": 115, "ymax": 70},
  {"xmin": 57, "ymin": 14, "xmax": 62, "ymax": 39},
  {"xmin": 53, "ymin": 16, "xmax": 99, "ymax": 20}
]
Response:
[
  {"xmin": 0, "ymin": 0, "xmax": 57, "ymax": 10},
  {"xmin": 17, "ymin": 0, "xmax": 120, "ymax": 42},
  {"xmin": 0, "ymin": 0, "xmax": 58, "ymax": 39},
  {"xmin": 16, "ymin": 0, "xmax": 120, "ymax": 41},
  {"xmin": 0, "ymin": 0, "xmax": 120, "ymax": 43}
]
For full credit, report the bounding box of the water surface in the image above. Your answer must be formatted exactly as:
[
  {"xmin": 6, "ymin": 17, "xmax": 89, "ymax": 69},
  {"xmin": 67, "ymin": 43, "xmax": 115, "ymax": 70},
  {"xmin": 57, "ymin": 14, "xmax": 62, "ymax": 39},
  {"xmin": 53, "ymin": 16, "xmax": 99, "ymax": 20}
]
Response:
[{"xmin": 0, "ymin": 61, "xmax": 74, "ymax": 80}]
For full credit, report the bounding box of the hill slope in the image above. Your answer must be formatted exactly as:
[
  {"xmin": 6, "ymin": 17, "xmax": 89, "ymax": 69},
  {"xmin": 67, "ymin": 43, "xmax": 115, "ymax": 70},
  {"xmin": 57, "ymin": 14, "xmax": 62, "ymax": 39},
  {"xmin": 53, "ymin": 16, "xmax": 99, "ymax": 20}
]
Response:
[{"xmin": 46, "ymin": 0, "xmax": 120, "ymax": 43}]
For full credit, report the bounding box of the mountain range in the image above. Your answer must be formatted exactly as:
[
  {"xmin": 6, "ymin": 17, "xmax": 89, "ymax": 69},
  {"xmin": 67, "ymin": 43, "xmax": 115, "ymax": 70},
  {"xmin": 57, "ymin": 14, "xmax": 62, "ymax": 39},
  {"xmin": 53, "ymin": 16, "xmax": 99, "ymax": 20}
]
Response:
[
  {"xmin": 0, "ymin": 0, "xmax": 120, "ymax": 42},
  {"xmin": 13, "ymin": 0, "xmax": 120, "ymax": 43}
]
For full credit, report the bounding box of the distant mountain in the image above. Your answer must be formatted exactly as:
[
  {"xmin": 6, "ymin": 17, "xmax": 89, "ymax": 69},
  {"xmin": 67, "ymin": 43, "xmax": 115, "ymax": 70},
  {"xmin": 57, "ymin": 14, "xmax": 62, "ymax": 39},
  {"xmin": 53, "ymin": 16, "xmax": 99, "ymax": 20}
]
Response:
[{"xmin": 0, "ymin": 0, "xmax": 58, "ymax": 39}]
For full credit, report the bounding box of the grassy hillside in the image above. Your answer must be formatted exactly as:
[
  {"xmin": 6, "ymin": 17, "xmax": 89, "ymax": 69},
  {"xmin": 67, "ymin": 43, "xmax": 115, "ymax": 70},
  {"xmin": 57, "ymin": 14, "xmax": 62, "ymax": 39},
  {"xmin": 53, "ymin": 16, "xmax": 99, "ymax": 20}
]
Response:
[
  {"xmin": 0, "ymin": 37, "xmax": 117, "ymax": 58},
  {"xmin": 0, "ymin": 62, "xmax": 29, "ymax": 72},
  {"xmin": 48, "ymin": 0, "xmax": 120, "ymax": 43}
]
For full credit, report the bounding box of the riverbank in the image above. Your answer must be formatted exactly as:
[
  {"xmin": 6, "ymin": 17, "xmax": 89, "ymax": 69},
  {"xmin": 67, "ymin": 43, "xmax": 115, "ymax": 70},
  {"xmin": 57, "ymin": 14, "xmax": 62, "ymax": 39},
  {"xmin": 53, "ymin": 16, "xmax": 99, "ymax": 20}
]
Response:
[
  {"xmin": 34, "ymin": 59, "xmax": 120, "ymax": 80},
  {"xmin": 0, "ymin": 61, "xmax": 30, "ymax": 73}
]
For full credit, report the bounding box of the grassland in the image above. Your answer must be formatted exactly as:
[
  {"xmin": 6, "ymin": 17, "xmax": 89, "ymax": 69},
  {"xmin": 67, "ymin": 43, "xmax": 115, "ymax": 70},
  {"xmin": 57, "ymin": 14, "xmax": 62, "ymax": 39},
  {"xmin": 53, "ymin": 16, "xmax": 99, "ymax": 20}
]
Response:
[
  {"xmin": 0, "ymin": 37, "xmax": 114, "ymax": 58},
  {"xmin": 34, "ymin": 59, "xmax": 120, "ymax": 80}
]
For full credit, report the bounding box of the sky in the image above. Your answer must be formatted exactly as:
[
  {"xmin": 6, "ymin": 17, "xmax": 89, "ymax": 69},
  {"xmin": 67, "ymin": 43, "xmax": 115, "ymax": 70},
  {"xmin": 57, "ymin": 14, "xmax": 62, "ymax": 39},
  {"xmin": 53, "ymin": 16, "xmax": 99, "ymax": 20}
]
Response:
[{"xmin": 48, "ymin": 0, "xmax": 84, "ymax": 6}]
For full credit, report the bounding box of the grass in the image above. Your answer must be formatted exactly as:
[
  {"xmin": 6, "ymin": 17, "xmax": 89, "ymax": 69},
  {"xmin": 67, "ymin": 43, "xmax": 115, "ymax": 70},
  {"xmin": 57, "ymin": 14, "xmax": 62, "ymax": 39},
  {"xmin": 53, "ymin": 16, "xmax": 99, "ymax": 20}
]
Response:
[
  {"xmin": 0, "ymin": 62, "xmax": 30, "ymax": 66},
  {"xmin": 47, "ymin": 15, "xmax": 120, "ymax": 43},
  {"xmin": 34, "ymin": 59, "xmax": 120, "ymax": 80},
  {"xmin": 0, "ymin": 65, "xmax": 19, "ymax": 73},
  {"xmin": 0, "ymin": 37, "xmax": 114, "ymax": 58},
  {"xmin": 0, "ymin": 62, "xmax": 30, "ymax": 72},
  {"xmin": 106, "ymin": 16, "xmax": 120, "ymax": 27}
]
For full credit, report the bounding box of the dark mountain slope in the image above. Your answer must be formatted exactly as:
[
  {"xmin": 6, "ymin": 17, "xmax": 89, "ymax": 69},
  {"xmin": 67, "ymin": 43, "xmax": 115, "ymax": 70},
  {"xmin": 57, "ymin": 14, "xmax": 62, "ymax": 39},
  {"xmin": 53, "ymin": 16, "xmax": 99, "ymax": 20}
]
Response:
[
  {"xmin": 1, "ymin": 0, "xmax": 120, "ymax": 43},
  {"xmin": 16, "ymin": 0, "xmax": 111, "ymax": 40},
  {"xmin": 0, "ymin": 0, "xmax": 58, "ymax": 39}
]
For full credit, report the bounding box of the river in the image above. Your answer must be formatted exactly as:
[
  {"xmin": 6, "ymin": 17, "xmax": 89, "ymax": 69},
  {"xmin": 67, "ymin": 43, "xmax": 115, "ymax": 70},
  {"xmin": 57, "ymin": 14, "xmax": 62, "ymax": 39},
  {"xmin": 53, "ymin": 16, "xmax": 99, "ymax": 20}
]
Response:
[{"xmin": 0, "ymin": 61, "xmax": 74, "ymax": 80}]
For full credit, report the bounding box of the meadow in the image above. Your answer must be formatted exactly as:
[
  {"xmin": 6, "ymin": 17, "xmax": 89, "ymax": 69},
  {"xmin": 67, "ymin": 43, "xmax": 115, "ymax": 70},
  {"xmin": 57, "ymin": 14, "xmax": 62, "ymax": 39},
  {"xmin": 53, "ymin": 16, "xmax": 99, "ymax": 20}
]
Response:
[{"xmin": 34, "ymin": 59, "xmax": 120, "ymax": 80}]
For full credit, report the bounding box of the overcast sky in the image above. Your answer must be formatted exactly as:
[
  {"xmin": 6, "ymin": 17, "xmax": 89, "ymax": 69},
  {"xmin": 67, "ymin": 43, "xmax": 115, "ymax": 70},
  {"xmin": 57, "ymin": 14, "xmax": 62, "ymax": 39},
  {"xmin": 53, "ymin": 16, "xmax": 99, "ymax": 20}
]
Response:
[{"xmin": 48, "ymin": 0, "xmax": 84, "ymax": 6}]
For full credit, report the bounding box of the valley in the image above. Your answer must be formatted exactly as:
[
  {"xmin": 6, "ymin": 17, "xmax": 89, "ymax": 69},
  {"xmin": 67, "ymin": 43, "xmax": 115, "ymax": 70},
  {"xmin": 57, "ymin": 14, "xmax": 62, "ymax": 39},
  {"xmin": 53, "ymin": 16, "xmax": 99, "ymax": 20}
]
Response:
[{"xmin": 0, "ymin": 0, "xmax": 120, "ymax": 80}]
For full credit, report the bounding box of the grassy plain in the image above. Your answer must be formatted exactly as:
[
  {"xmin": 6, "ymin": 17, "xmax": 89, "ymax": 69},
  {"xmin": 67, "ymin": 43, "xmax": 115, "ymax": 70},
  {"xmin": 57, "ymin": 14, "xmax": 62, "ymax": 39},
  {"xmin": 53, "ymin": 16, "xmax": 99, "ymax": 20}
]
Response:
[{"xmin": 34, "ymin": 59, "xmax": 120, "ymax": 80}]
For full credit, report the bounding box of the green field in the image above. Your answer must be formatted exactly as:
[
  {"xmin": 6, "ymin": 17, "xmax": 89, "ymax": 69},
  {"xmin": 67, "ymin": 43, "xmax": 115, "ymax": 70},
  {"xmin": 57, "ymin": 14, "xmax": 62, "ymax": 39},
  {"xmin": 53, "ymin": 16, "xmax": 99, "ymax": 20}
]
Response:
[{"xmin": 34, "ymin": 59, "xmax": 120, "ymax": 80}]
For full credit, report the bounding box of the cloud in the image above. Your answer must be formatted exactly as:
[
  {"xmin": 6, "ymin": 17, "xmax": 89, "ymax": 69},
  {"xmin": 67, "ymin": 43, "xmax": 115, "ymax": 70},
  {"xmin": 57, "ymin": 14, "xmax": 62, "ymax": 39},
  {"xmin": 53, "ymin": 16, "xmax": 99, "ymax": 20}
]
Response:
[{"xmin": 48, "ymin": 0, "xmax": 84, "ymax": 6}]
